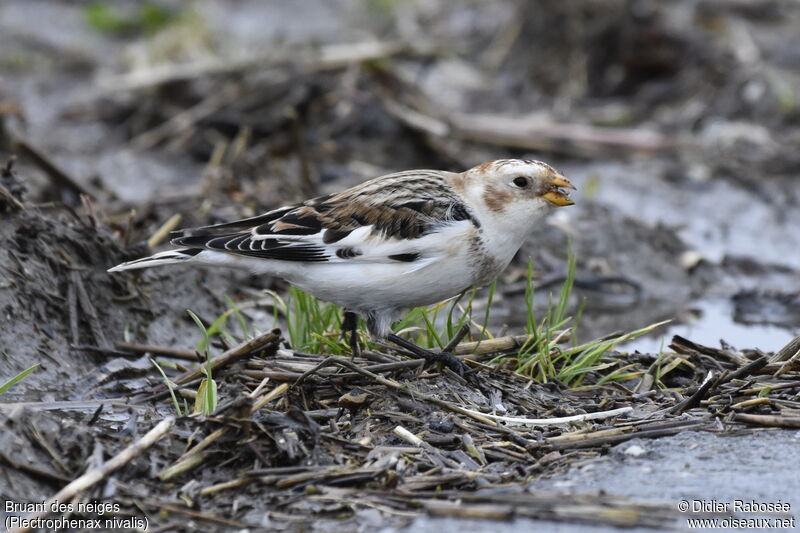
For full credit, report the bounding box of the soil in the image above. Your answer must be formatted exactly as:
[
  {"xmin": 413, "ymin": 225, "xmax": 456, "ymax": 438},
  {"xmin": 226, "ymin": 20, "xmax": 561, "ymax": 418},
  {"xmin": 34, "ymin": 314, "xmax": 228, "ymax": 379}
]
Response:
[{"xmin": 1, "ymin": 1, "xmax": 799, "ymax": 532}]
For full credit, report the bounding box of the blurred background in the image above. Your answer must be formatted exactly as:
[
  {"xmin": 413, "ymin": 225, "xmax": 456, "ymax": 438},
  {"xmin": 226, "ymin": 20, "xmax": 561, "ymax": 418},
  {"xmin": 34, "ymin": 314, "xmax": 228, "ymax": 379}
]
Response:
[{"xmin": 1, "ymin": 0, "xmax": 799, "ymax": 367}]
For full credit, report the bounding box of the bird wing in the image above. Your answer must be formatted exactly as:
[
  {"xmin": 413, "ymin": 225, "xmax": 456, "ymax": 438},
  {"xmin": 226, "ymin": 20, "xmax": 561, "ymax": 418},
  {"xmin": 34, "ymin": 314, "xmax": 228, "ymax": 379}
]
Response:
[{"xmin": 170, "ymin": 170, "xmax": 480, "ymax": 264}]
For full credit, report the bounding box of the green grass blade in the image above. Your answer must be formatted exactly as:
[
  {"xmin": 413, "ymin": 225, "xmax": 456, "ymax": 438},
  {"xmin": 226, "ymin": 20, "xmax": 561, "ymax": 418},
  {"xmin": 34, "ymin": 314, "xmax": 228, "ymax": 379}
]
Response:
[
  {"xmin": 187, "ymin": 309, "xmax": 211, "ymax": 353},
  {"xmin": 0, "ymin": 363, "xmax": 39, "ymax": 395},
  {"xmin": 150, "ymin": 359, "xmax": 183, "ymax": 416}
]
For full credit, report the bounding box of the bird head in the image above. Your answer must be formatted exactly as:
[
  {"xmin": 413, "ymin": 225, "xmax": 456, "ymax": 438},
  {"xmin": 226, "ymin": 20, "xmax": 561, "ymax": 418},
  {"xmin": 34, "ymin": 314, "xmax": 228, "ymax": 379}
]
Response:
[{"xmin": 460, "ymin": 159, "xmax": 576, "ymax": 216}]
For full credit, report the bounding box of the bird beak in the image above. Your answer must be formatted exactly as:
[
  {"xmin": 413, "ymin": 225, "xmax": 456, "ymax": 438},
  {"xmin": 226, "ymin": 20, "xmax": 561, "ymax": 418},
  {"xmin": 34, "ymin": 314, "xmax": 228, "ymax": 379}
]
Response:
[{"xmin": 540, "ymin": 173, "xmax": 576, "ymax": 207}]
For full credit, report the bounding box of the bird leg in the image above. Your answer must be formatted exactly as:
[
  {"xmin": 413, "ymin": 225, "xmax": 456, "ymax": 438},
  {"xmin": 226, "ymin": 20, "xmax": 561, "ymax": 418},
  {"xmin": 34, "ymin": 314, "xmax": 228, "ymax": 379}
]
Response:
[
  {"xmin": 387, "ymin": 333, "xmax": 468, "ymax": 377},
  {"xmin": 342, "ymin": 311, "xmax": 361, "ymax": 358}
]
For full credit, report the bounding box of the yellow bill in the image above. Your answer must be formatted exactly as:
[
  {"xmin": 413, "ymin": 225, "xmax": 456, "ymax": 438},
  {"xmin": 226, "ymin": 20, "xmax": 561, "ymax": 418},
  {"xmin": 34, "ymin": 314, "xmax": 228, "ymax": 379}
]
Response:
[{"xmin": 541, "ymin": 173, "xmax": 576, "ymax": 206}]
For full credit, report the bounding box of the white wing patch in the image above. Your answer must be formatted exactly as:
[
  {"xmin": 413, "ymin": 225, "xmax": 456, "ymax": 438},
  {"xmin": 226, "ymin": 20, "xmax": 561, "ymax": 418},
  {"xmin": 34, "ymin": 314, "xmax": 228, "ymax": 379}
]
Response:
[{"xmin": 248, "ymin": 220, "xmax": 473, "ymax": 272}]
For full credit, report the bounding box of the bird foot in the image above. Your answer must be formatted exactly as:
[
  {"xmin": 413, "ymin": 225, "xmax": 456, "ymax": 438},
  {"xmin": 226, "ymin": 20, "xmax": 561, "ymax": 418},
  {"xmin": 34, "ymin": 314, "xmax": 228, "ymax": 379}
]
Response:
[
  {"xmin": 421, "ymin": 350, "xmax": 468, "ymax": 377},
  {"xmin": 387, "ymin": 333, "xmax": 468, "ymax": 377}
]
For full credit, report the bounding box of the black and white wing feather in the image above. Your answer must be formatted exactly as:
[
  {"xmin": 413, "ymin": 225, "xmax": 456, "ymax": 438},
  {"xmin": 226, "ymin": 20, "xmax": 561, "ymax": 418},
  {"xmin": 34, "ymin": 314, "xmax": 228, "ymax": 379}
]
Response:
[{"xmin": 169, "ymin": 170, "xmax": 481, "ymax": 264}]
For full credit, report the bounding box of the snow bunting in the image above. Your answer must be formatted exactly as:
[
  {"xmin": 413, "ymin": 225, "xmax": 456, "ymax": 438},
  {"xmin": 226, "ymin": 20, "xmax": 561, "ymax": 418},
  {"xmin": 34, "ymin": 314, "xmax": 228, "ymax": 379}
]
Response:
[{"xmin": 109, "ymin": 159, "xmax": 575, "ymax": 374}]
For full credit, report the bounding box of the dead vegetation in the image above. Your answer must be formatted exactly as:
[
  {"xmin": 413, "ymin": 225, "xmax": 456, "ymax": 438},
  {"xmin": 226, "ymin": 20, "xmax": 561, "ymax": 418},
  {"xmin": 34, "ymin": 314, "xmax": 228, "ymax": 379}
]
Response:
[{"xmin": 3, "ymin": 315, "xmax": 799, "ymax": 530}]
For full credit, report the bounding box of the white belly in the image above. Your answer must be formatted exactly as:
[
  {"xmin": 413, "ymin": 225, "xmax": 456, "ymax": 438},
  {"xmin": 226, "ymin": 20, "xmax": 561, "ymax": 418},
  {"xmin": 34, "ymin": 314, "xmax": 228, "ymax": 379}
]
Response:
[
  {"xmin": 192, "ymin": 222, "xmax": 497, "ymax": 313},
  {"xmin": 287, "ymin": 252, "xmax": 475, "ymax": 311}
]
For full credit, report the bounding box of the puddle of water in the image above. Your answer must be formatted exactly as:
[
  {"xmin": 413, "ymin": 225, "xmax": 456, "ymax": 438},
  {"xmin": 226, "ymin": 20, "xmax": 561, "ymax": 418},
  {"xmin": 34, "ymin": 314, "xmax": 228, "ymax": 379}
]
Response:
[
  {"xmin": 566, "ymin": 162, "xmax": 800, "ymax": 269},
  {"xmin": 623, "ymin": 299, "xmax": 798, "ymax": 354}
]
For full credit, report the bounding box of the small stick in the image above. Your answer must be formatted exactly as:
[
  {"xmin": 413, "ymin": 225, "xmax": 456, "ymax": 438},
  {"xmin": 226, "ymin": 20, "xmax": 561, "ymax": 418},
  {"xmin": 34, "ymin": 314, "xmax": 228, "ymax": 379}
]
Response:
[
  {"xmin": 157, "ymin": 451, "xmax": 208, "ymax": 481},
  {"xmin": 458, "ymin": 406, "xmax": 633, "ymax": 426},
  {"xmin": 740, "ymin": 380, "xmax": 800, "ymax": 396},
  {"xmin": 454, "ymin": 331, "xmax": 570, "ymax": 357},
  {"xmin": 198, "ymin": 478, "xmax": 250, "ymax": 496},
  {"xmin": 141, "ymin": 500, "xmax": 249, "ymax": 528},
  {"xmin": 392, "ymin": 426, "xmax": 462, "ymax": 469},
  {"xmin": 115, "ymin": 341, "xmax": 199, "ymax": 361},
  {"xmin": 426, "ymin": 501, "xmax": 515, "ymax": 520},
  {"xmin": 11, "ymin": 138, "xmax": 94, "ymax": 198},
  {"xmin": 172, "ymin": 330, "xmax": 280, "ymax": 386},
  {"xmin": 546, "ymin": 426, "xmax": 631, "ymax": 444},
  {"xmin": 548, "ymin": 421, "xmax": 712, "ymax": 451},
  {"xmin": 131, "ymin": 331, "xmax": 279, "ymax": 404},
  {"xmin": 0, "ymin": 182, "xmax": 24, "ymax": 210},
  {"xmin": 773, "ymin": 334, "xmax": 800, "ymax": 364},
  {"xmin": 147, "ymin": 214, "xmax": 183, "ymax": 248},
  {"xmin": 450, "ymin": 112, "xmax": 671, "ymax": 156},
  {"xmin": 669, "ymin": 371, "xmax": 715, "ymax": 415},
  {"xmin": 133, "ymin": 85, "xmax": 242, "ymax": 150},
  {"xmin": 731, "ymin": 397, "xmax": 771, "ymax": 410},
  {"xmin": 718, "ymin": 356, "xmax": 768, "ymax": 384},
  {"xmin": 9, "ymin": 416, "xmax": 175, "ymax": 533},
  {"xmin": 773, "ymin": 339, "xmax": 800, "ymax": 377},
  {"xmin": 442, "ymin": 324, "xmax": 472, "ymax": 353},
  {"xmin": 731, "ymin": 413, "xmax": 800, "ymax": 428},
  {"xmin": 332, "ymin": 360, "xmax": 424, "ymax": 378},
  {"xmin": 393, "ymin": 425, "xmax": 424, "ymax": 446}
]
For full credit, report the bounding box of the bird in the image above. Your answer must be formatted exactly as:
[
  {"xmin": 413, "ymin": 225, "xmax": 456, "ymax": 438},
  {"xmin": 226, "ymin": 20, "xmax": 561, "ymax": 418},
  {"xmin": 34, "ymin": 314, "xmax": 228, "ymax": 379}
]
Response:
[{"xmin": 109, "ymin": 159, "xmax": 575, "ymax": 375}]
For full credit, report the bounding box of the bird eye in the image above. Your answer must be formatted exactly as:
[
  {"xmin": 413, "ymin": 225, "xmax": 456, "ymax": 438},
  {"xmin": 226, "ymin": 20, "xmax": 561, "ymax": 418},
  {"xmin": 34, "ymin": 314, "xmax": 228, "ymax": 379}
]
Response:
[{"xmin": 512, "ymin": 176, "xmax": 529, "ymax": 188}]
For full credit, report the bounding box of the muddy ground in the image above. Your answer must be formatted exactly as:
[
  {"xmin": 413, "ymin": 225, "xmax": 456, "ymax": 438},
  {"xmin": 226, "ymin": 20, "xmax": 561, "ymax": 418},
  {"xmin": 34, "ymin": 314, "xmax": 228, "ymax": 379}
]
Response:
[{"xmin": 1, "ymin": 1, "xmax": 799, "ymax": 532}]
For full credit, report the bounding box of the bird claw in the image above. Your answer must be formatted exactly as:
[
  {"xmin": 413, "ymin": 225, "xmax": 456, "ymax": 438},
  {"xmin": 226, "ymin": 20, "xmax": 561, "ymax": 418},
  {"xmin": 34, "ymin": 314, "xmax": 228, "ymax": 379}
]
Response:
[
  {"xmin": 422, "ymin": 350, "xmax": 468, "ymax": 377},
  {"xmin": 386, "ymin": 333, "xmax": 468, "ymax": 376}
]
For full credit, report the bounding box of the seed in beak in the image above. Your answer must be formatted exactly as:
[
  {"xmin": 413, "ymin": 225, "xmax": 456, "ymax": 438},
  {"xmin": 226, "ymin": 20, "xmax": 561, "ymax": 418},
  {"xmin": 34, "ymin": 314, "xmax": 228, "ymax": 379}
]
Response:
[{"xmin": 541, "ymin": 190, "xmax": 574, "ymax": 206}]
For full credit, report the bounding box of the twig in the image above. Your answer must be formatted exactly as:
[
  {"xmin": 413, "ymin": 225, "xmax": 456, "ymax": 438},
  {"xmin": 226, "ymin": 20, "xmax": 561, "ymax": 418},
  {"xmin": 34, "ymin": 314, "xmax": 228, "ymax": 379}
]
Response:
[
  {"xmin": 730, "ymin": 397, "xmax": 770, "ymax": 410},
  {"xmin": 98, "ymin": 41, "xmax": 414, "ymax": 93},
  {"xmin": 773, "ymin": 335, "xmax": 800, "ymax": 376},
  {"xmin": 0, "ymin": 452, "xmax": 71, "ymax": 485},
  {"xmin": 393, "ymin": 425, "xmax": 424, "ymax": 446},
  {"xmin": 731, "ymin": 413, "xmax": 800, "ymax": 428},
  {"xmin": 425, "ymin": 501, "xmax": 515, "ymax": 520},
  {"xmin": 442, "ymin": 323, "xmax": 472, "ymax": 353},
  {"xmin": 157, "ymin": 451, "xmax": 209, "ymax": 481},
  {"xmin": 172, "ymin": 330, "xmax": 280, "ymax": 386},
  {"xmin": 547, "ymin": 420, "xmax": 712, "ymax": 450},
  {"xmin": 718, "ymin": 356, "xmax": 767, "ymax": 384},
  {"xmin": 141, "ymin": 499, "xmax": 250, "ymax": 528},
  {"xmin": 393, "ymin": 425, "xmax": 464, "ymax": 470},
  {"xmin": 115, "ymin": 341, "xmax": 199, "ymax": 361},
  {"xmin": 458, "ymin": 406, "xmax": 632, "ymax": 426},
  {"xmin": 450, "ymin": 112, "xmax": 671, "ymax": 157},
  {"xmin": 11, "ymin": 138, "xmax": 94, "ymax": 199},
  {"xmin": 132, "ymin": 85, "xmax": 242, "ymax": 150},
  {"xmin": 147, "ymin": 214, "xmax": 183, "ymax": 248},
  {"xmin": 773, "ymin": 334, "xmax": 800, "ymax": 363},
  {"xmin": 67, "ymin": 278, "xmax": 79, "ymax": 346},
  {"xmin": 669, "ymin": 371, "xmax": 715, "ymax": 414},
  {"xmin": 198, "ymin": 477, "xmax": 250, "ymax": 496},
  {"xmin": 670, "ymin": 335, "xmax": 749, "ymax": 366},
  {"xmin": 0, "ymin": 182, "xmax": 24, "ymax": 210},
  {"xmin": 383, "ymin": 93, "xmax": 670, "ymax": 158},
  {"xmin": 10, "ymin": 417, "xmax": 175, "ymax": 533},
  {"xmin": 454, "ymin": 332, "xmax": 569, "ymax": 358}
]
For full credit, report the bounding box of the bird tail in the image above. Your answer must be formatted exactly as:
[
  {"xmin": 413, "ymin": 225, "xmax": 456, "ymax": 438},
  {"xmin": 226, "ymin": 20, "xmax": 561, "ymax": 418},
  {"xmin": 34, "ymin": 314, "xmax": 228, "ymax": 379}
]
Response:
[{"xmin": 107, "ymin": 248, "xmax": 202, "ymax": 273}]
